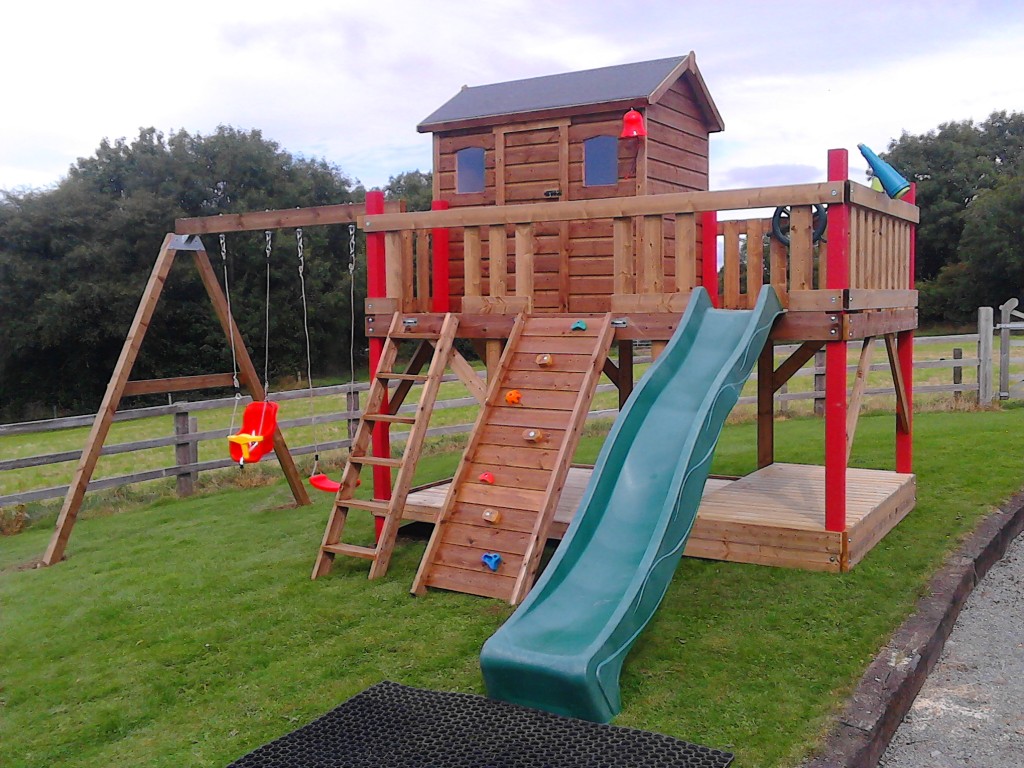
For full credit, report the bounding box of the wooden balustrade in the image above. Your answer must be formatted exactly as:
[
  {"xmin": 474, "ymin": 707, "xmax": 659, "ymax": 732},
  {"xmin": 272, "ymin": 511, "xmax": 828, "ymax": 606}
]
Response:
[{"xmin": 371, "ymin": 181, "xmax": 918, "ymax": 315}]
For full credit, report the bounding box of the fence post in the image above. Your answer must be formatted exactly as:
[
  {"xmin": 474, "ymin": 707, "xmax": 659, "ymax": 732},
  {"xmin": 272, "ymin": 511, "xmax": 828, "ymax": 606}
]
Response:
[
  {"xmin": 813, "ymin": 349, "xmax": 826, "ymax": 416},
  {"xmin": 953, "ymin": 348, "xmax": 962, "ymax": 403},
  {"xmin": 346, "ymin": 387, "xmax": 360, "ymax": 442},
  {"xmin": 174, "ymin": 411, "xmax": 195, "ymax": 497},
  {"xmin": 978, "ymin": 307, "xmax": 994, "ymax": 405},
  {"xmin": 998, "ymin": 298, "xmax": 1017, "ymax": 400}
]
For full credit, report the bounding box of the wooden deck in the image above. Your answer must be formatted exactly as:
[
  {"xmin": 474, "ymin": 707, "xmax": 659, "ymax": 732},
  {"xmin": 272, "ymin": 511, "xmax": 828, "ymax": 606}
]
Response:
[{"xmin": 405, "ymin": 462, "xmax": 916, "ymax": 573}]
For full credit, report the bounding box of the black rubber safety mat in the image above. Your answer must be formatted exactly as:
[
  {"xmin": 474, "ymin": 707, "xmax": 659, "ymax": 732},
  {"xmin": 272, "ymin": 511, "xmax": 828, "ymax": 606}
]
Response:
[{"xmin": 227, "ymin": 680, "xmax": 733, "ymax": 768}]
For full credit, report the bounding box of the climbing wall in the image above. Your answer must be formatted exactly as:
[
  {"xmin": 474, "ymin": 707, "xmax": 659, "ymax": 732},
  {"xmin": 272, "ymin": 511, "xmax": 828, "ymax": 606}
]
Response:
[{"xmin": 411, "ymin": 313, "xmax": 614, "ymax": 604}]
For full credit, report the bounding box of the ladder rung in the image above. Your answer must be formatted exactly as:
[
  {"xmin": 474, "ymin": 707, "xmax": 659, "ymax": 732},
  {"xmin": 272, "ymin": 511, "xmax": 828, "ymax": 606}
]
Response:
[
  {"xmin": 394, "ymin": 332, "xmax": 442, "ymax": 339},
  {"xmin": 320, "ymin": 542, "xmax": 377, "ymax": 560},
  {"xmin": 341, "ymin": 497, "xmax": 440, "ymax": 520},
  {"xmin": 364, "ymin": 413, "xmax": 416, "ymax": 424},
  {"xmin": 341, "ymin": 498, "xmax": 391, "ymax": 513},
  {"xmin": 377, "ymin": 372, "xmax": 429, "ymax": 382},
  {"xmin": 349, "ymin": 455, "xmax": 403, "ymax": 468}
]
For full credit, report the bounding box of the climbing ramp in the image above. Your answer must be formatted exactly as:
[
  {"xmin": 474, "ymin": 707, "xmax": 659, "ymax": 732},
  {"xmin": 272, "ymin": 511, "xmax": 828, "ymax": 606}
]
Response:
[
  {"xmin": 411, "ymin": 313, "xmax": 614, "ymax": 604},
  {"xmin": 313, "ymin": 312, "xmax": 469, "ymax": 581},
  {"xmin": 481, "ymin": 286, "xmax": 783, "ymax": 722}
]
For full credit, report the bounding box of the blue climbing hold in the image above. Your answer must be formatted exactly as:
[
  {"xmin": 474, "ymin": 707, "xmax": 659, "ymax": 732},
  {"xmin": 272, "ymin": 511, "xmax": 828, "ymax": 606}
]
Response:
[
  {"xmin": 481, "ymin": 552, "xmax": 503, "ymax": 572},
  {"xmin": 570, "ymin": 320, "xmax": 587, "ymax": 331}
]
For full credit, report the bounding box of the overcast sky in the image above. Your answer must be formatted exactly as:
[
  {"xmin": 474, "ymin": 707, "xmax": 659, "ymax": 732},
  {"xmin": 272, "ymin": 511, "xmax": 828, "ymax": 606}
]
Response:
[{"xmin": 3, "ymin": 1, "xmax": 1022, "ymax": 195}]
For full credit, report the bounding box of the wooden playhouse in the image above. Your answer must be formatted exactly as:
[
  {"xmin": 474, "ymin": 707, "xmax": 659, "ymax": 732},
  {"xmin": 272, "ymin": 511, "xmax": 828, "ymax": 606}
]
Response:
[{"xmin": 312, "ymin": 53, "xmax": 919, "ymax": 603}]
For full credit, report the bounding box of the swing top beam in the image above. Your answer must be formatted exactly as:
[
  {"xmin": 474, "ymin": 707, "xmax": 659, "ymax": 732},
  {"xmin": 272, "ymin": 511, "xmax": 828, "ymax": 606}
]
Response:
[{"xmin": 175, "ymin": 200, "xmax": 406, "ymax": 235}]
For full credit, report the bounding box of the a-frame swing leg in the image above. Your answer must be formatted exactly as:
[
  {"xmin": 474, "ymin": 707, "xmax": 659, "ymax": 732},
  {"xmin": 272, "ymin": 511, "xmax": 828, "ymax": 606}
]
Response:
[
  {"xmin": 44, "ymin": 234, "xmax": 181, "ymax": 565},
  {"xmin": 42, "ymin": 234, "xmax": 310, "ymax": 566}
]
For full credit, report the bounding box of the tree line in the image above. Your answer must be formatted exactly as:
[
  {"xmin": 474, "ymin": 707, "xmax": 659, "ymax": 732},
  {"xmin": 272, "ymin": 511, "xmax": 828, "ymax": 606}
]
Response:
[
  {"xmin": 0, "ymin": 127, "xmax": 431, "ymax": 421},
  {"xmin": 1, "ymin": 112, "xmax": 1021, "ymax": 421},
  {"xmin": 883, "ymin": 110, "xmax": 1024, "ymax": 323}
]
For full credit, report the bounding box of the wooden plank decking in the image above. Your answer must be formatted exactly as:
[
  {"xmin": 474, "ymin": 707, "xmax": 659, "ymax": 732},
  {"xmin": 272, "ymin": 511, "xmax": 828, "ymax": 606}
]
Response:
[{"xmin": 405, "ymin": 463, "xmax": 916, "ymax": 573}]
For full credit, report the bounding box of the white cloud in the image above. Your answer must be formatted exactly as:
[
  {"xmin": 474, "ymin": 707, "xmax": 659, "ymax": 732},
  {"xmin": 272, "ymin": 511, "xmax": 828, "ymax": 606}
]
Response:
[{"xmin": 2, "ymin": 1, "xmax": 1022, "ymax": 193}]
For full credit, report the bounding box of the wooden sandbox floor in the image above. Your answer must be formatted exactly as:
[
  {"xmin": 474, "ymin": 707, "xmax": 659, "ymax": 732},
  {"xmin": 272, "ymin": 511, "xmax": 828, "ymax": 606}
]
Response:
[{"xmin": 405, "ymin": 463, "xmax": 916, "ymax": 573}]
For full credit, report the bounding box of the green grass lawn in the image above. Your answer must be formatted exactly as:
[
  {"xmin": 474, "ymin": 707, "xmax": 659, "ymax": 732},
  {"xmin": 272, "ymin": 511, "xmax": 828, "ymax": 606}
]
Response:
[{"xmin": 2, "ymin": 407, "xmax": 1023, "ymax": 767}]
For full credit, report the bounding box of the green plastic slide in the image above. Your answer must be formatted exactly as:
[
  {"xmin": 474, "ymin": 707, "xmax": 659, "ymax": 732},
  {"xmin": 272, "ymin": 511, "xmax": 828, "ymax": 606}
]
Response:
[{"xmin": 480, "ymin": 286, "xmax": 783, "ymax": 722}]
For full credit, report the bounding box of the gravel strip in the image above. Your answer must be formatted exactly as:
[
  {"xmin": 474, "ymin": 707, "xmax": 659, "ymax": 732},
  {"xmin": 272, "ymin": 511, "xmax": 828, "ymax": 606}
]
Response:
[{"xmin": 878, "ymin": 531, "xmax": 1024, "ymax": 767}]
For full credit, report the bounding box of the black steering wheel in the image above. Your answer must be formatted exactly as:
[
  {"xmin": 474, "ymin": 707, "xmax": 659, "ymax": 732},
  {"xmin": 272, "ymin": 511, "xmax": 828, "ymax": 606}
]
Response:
[{"xmin": 771, "ymin": 204, "xmax": 828, "ymax": 246}]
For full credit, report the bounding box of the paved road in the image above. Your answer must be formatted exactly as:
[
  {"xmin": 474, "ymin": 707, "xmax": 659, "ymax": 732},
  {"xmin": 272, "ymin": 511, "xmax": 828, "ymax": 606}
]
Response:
[{"xmin": 878, "ymin": 531, "xmax": 1024, "ymax": 767}]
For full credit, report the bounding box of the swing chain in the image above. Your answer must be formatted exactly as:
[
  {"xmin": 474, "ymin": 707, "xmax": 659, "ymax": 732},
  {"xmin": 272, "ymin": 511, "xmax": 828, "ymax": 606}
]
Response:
[
  {"xmin": 297, "ymin": 228, "xmax": 320, "ymax": 477},
  {"xmin": 348, "ymin": 223, "xmax": 356, "ymax": 275},
  {"xmin": 219, "ymin": 233, "xmax": 240, "ymax": 391}
]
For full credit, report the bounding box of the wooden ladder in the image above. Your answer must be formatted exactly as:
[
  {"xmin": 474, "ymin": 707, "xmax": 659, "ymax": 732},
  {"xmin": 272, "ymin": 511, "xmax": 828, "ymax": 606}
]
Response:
[
  {"xmin": 312, "ymin": 312, "xmax": 461, "ymax": 580},
  {"xmin": 411, "ymin": 313, "xmax": 614, "ymax": 604}
]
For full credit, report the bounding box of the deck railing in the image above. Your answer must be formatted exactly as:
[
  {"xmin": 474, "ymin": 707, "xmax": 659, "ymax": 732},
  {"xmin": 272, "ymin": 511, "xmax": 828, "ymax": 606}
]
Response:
[{"xmin": 361, "ymin": 178, "xmax": 918, "ymax": 314}]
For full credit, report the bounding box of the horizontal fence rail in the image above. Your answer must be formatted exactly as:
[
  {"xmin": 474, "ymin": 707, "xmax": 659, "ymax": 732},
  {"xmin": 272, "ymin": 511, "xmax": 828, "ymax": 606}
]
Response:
[{"xmin": 3, "ymin": 321, "xmax": 1020, "ymax": 509}]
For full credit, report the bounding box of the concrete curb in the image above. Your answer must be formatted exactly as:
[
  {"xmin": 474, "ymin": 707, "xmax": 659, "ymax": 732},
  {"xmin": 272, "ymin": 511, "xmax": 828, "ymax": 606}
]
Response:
[{"xmin": 804, "ymin": 490, "xmax": 1024, "ymax": 768}]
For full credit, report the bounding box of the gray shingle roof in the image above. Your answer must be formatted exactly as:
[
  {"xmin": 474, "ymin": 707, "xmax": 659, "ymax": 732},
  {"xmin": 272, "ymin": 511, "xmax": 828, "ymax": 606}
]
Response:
[{"xmin": 418, "ymin": 55, "xmax": 691, "ymax": 132}]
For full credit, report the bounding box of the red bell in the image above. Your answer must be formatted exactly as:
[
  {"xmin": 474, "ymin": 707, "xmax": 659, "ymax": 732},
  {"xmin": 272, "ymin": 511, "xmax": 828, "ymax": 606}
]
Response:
[{"xmin": 620, "ymin": 108, "xmax": 647, "ymax": 138}]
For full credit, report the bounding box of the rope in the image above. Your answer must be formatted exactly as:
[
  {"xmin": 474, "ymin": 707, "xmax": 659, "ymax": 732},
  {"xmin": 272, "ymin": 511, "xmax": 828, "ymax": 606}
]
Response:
[
  {"xmin": 297, "ymin": 228, "xmax": 321, "ymax": 475},
  {"xmin": 263, "ymin": 230, "xmax": 273, "ymax": 394},
  {"xmin": 250, "ymin": 230, "xmax": 274, "ymax": 441},
  {"xmin": 220, "ymin": 234, "xmax": 243, "ymax": 434}
]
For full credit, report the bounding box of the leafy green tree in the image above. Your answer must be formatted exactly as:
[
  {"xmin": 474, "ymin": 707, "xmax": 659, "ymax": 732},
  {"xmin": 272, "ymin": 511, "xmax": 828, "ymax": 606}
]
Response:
[
  {"xmin": 0, "ymin": 127, "xmax": 365, "ymax": 420},
  {"xmin": 383, "ymin": 170, "xmax": 433, "ymax": 211},
  {"xmin": 883, "ymin": 110, "xmax": 1024, "ymax": 322}
]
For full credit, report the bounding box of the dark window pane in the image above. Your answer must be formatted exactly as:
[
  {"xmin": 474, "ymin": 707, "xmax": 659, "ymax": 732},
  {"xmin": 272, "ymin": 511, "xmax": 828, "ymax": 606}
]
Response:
[
  {"xmin": 584, "ymin": 135, "xmax": 618, "ymax": 187},
  {"xmin": 456, "ymin": 147, "xmax": 485, "ymax": 194}
]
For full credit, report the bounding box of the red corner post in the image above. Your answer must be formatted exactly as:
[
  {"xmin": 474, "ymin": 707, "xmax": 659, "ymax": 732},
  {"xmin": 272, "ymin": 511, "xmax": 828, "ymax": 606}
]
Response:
[
  {"xmin": 824, "ymin": 149, "xmax": 850, "ymax": 533},
  {"xmin": 896, "ymin": 184, "xmax": 916, "ymax": 473},
  {"xmin": 430, "ymin": 200, "xmax": 451, "ymax": 312},
  {"xmin": 700, "ymin": 211, "xmax": 719, "ymax": 307},
  {"xmin": 365, "ymin": 191, "xmax": 390, "ymax": 538}
]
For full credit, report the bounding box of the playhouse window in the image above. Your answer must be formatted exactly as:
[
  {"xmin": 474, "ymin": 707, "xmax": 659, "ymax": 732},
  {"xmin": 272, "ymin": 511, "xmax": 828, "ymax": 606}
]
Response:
[
  {"xmin": 456, "ymin": 147, "xmax": 485, "ymax": 194},
  {"xmin": 584, "ymin": 135, "xmax": 618, "ymax": 186}
]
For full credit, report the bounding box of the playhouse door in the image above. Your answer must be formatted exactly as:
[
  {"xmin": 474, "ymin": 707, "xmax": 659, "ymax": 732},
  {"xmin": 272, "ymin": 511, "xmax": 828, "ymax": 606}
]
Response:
[{"xmin": 496, "ymin": 120, "xmax": 570, "ymax": 312}]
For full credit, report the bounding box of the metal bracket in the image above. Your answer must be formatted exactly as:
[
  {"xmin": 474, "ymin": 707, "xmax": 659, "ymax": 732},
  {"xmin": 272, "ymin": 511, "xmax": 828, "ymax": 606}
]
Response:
[{"xmin": 167, "ymin": 234, "xmax": 205, "ymax": 252}]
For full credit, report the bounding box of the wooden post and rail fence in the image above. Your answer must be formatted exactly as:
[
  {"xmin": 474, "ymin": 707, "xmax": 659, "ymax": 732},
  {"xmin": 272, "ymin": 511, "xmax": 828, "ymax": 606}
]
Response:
[{"xmin": 2, "ymin": 318, "xmax": 1017, "ymax": 511}]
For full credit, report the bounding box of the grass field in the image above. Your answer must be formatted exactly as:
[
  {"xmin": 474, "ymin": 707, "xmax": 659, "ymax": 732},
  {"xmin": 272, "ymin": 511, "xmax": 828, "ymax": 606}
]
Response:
[{"xmin": 2, "ymin": 407, "xmax": 1023, "ymax": 767}]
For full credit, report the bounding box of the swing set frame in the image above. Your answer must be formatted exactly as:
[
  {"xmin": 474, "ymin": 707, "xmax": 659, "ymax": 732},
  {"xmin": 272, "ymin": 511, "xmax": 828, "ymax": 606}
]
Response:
[{"xmin": 42, "ymin": 200, "xmax": 404, "ymax": 566}]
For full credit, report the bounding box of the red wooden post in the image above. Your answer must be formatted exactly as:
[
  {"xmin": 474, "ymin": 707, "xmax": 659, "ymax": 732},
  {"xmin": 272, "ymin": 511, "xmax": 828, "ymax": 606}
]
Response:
[
  {"xmin": 824, "ymin": 149, "xmax": 850, "ymax": 533},
  {"xmin": 896, "ymin": 183, "xmax": 916, "ymax": 473},
  {"xmin": 700, "ymin": 210, "xmax": 719, "ymax": 307},
  {"xmin": 431, "ymin": 200, "xmax": 450, "ymax": 312},
  {"xmin": 365, "ymin": 191, "xmax": 390, "ymax": 538}
]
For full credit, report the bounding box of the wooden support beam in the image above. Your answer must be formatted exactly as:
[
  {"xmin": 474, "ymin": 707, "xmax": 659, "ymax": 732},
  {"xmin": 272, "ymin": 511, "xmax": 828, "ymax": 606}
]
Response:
[
  {"xmin": 362, "ymin": 182, "xmax": 848, "ymax": 232},
  {"xmin": 514, "ymin": 223, "xmax": 535, "ymax": 312},
  {"xmin": 772, "ymin": 342, "xmax": 824, "ymax": 392},
  {"xmin": 617, "ymin": 340, "xmax": 634, "ymax": 409},
  {"xmin": 885, "ymin": 333, "xmax": 911, "ymax": 435},
  {"xmin": 44, "ymin": 235, "xmax": 180, "ymax": 566},
  {"xmin": 448, "ymin": 348, "xmax": 486, "ymax": 404},
  {"xmin": 757, "ymin": 342, "xmax": 775, "ymax": 468},
  {"xmin": 824, "ymin": 342, "xmax": 848, "ymax": 534},
  {"xmin": 175, "ymin": 200, "xmax": 404, "ymax": 235},
  {"xmin": 846, "ymin": 337, "xmax": 876, "ymax": 461},
  {"xmin": 123, "ymin": 373, "xmax": 236, "ymax": 396},
  {"xmin": 602, "ymin": 357, "xmax": 619, "ymax": 384},
  {"xmin": 387, "ymin": 340, "xmax": 434, "ymax": 414},
  {"xmin": 612, "ymin": 217, "xmax": 635, "ymax": 295}
]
